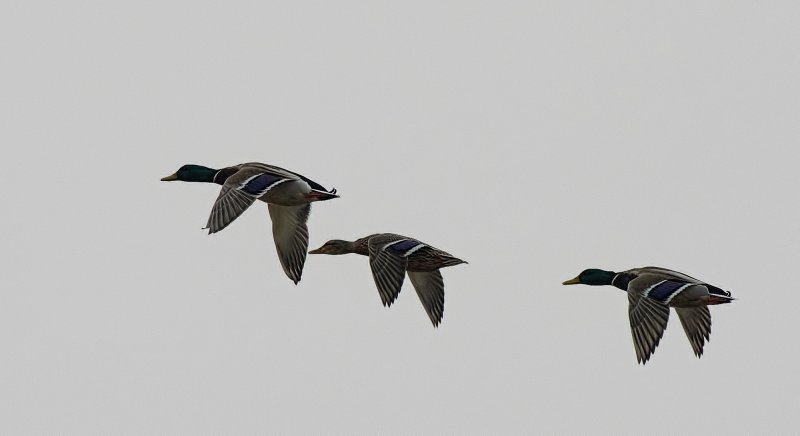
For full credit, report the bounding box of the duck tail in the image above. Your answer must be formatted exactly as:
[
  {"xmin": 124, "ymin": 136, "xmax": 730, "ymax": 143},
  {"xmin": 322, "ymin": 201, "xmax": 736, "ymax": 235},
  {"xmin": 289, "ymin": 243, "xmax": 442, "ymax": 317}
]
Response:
[
  {"xmin": 442, "ymin": 256, "xmax": 468, "ymax": 268},
  {"xmin": 707, "ymin": 294, "xmax": 735, "ymax": 305},
  {"xmin": 706, "ymin": 284, "xmax": 734, "ymax": 305},
  {"xmin": 304, "ymin": 188, "xmax": 340, "ymax": 201}
]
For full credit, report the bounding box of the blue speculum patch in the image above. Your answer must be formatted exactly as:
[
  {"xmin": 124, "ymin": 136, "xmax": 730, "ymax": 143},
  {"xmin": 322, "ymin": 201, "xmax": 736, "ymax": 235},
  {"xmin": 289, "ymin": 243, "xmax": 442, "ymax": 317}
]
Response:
[
  {"xmin": 242, "ymin": 173, "xmax": 284, "ymax": 195},
  {"xmin": 388, "ymin": 239, "xmax": 421, "ymax": 254},
  {"xmin": 648, "ymin": 281, "xmax": 685, "ymax": 302}
]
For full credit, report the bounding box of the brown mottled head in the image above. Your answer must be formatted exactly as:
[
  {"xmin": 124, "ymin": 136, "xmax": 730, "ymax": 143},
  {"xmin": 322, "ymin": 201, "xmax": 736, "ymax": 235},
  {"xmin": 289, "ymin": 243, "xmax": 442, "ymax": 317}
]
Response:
[{"xmin": 309, "ymin": 240, "xmax": 352, "ymax": 255}]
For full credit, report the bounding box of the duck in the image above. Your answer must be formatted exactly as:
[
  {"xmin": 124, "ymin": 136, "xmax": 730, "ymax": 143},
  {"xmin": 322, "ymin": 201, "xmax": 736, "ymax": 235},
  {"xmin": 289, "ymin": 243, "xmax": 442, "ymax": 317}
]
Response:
[
  {"xmin": 562, "ymin": 266, "xmax": 734, "ymax": 364},
  {"xmin": 161, "ymin": 162, "xmax": 339, "ymax": 284},
  {"xmin": 309, "ymin": 233, "xmax": 467, "ymax": 327}
]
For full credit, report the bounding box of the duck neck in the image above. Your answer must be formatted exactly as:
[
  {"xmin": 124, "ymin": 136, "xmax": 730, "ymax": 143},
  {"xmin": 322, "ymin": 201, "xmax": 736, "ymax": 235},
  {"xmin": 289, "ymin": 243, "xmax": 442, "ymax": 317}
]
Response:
[
  {"xmin": 211, "ymin": 166, "xmax": 240, "ymax": 185},
  {"xmin": 610, "ymin": 271, "xmax": 636, "ymax": 291},
  {"xmin": 350, "ymin": 238, "xmax": 370, "ymax": 256}
]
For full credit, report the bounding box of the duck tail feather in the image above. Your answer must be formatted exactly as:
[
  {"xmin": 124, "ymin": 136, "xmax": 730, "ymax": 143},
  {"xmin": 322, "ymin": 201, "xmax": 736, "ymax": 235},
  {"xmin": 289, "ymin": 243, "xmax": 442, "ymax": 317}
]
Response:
[{"xmin": 707, "ymin": 294, "xmax": 735, "ymax": 305}]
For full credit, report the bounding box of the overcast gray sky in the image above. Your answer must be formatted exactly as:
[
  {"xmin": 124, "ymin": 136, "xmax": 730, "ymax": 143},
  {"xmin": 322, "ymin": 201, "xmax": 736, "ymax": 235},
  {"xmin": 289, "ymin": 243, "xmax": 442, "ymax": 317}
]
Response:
[{"xmin": 2, "ymin": 1, "xmax": 798, "ymax": 434}]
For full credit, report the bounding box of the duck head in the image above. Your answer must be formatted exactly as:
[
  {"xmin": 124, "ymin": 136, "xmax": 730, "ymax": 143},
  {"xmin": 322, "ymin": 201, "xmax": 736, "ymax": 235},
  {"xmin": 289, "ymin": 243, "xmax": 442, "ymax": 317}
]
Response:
[
  {"xmin": 309, "ymin": 239, "xmax": 353, "ymax": 255},
  {"xmin": 562, "ymin": 268, "xmax": 616, "ymax": 286},
  {"xmin": 161, "ymin": 164, "xmax": 218, "ymax": 183}
]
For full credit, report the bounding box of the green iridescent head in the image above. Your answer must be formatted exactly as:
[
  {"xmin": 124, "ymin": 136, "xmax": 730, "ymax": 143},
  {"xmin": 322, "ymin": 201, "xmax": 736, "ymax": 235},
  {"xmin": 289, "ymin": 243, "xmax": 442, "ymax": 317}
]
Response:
[
  {"xmin": 161, "ymin": 164, "xmax": 218, "ymax": 183},
  {"xmin": 562, "ymin": 268, "xmax": 616, "ymax": 286}
]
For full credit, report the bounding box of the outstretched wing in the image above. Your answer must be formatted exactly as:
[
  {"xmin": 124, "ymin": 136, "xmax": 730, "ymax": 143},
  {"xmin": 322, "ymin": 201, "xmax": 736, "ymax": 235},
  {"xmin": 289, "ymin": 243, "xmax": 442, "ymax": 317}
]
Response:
[
  {"xmin": 268, "ymin": 204, "xmax": 311, "ymax": 284},
  {"xmin": 626, "ymin": 274, "xmax": 673, "ymax": 364},
  {"xmin": 367, "ymin": 234, "xmax": 412, "ymax": 307},
  {"xmin": 628, "ymin": 292, "xmax": 670, "ymax": 364},
  {"xmin": 676, "ymin": 306, "xmax": 712, "ymax": 358},
  {"xmin": 407, "ymin": 270, "xmax": 445, "ymax": 327},
  {"xmin": 205, "ymin": 167, "xmax": 293, "ymax": 234}
]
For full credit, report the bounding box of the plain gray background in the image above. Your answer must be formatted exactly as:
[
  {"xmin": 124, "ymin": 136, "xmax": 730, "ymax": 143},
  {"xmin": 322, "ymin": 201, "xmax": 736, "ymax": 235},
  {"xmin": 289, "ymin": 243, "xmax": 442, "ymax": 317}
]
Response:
[{"xmin": 2, "ymin": 0, "xmax": 798, "ymax": 434}]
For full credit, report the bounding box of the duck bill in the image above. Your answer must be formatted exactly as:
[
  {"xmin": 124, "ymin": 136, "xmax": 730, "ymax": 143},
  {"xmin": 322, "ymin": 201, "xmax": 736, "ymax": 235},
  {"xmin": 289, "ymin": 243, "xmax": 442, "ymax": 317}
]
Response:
[
  {"xmin": 308, "ymin": 247, "xmax": 325, "ymax": 254},
  {"xmin": 562, "ymin": 277, "xmax": 581, "ymax": 285},
  {"xmin": 161, "ymin": 173, "xmax": 179, "ymax": 181}
]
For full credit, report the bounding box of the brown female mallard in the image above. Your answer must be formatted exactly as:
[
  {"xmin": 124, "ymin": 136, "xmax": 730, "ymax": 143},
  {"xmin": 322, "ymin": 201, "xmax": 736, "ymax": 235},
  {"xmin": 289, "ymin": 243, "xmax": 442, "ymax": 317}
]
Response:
[{"xmin": 310, "ymin": 233, "xmax": 466, "ymax": 327}]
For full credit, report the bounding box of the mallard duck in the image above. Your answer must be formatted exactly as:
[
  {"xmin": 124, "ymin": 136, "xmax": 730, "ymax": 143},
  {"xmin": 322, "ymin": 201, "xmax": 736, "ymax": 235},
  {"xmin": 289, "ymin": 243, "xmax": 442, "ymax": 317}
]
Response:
[
  {"xmin": 562, "ymin": 266, "xmax": 734, "ymax": 364},
  {"xmin": 309, "ymin": 233, "xmax": 467, "ymax": 327},
  {"xmin": 161, "ymin": 162, "xmax": 338, "ymax": 284}
]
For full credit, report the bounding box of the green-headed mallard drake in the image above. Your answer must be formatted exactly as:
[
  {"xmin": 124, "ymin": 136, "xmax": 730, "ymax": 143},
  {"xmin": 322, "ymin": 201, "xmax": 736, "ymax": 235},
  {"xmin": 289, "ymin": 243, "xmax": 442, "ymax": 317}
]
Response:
[
  {"xmin": 562, "ymin": 266, "xmax": 734, "ymax": 364},
  {"xmin": 309, "ymin": 233, "xmax": 467, "ymax": 327},
  {"xmin": 161, "ymin": 162, "xmax": 339, "ymax": 284}
]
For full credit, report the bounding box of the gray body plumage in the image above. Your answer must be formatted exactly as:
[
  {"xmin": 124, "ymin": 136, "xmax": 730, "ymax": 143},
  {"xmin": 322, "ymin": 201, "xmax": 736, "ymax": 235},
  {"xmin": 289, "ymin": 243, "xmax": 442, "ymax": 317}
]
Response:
[{"xmin": 365, "ymin": 233, "xmax": 466, "ymax": 327}]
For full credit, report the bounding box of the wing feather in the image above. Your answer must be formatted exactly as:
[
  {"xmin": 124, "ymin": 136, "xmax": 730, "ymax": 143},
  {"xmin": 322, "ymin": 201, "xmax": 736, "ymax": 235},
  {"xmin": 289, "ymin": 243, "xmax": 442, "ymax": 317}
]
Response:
[
  {"xmin": 676, "ymin": 306, "xmax": 712, "ymax": 358},
  {"xmin": 206, "ymin": 185, "xmax": 257, "ymax": 233},
  {"xmin": 408, "ymin": 270, "xmax": 445, "ymax": 327},
  {"xmin": 367, "ymin": 235, "xmax": 409, "ymax": 307},
  {"xmin": 205, "ymin": 167, "xmax": 268, "ymax": 234},
  {"xmin": 628, "ymin": 292, "xmax": 670, "ymax": 364},
  {"xmin": 268, "ymin": 204, "xmax": 311, "ymax": 284}
]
